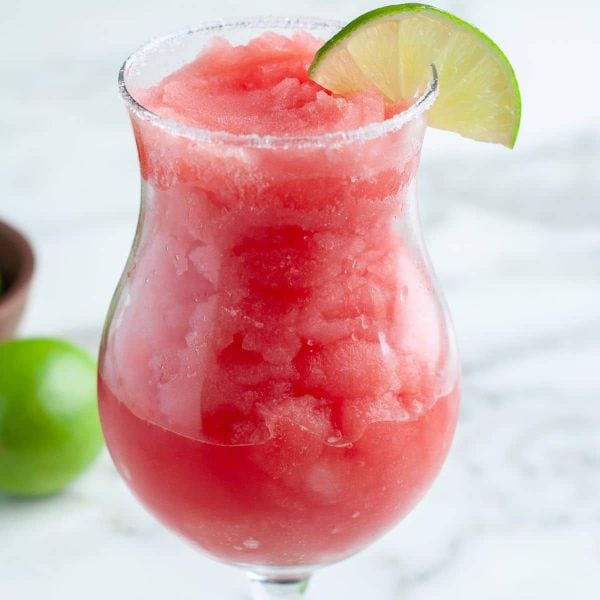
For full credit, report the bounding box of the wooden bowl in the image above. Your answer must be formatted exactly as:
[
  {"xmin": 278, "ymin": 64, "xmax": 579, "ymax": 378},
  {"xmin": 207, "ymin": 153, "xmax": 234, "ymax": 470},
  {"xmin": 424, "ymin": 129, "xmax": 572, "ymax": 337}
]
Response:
[{"xmin": 0, "ymin": 220, "xmax": 35, "ymax": 341}]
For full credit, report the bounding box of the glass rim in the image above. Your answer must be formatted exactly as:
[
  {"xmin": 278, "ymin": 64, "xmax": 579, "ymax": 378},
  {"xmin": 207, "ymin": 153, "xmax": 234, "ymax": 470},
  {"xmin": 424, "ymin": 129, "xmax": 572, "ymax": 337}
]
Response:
[{"xmin": 118, "ymin": 16, "xmax": 439, "ymax": 148}]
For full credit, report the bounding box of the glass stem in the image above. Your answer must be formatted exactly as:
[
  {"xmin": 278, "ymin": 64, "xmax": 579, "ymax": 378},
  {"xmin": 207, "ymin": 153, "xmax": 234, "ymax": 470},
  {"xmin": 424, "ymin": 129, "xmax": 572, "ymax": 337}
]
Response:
[{"xmin": 249, "ymin": 576, "xmax": 311, "ymax": 599}]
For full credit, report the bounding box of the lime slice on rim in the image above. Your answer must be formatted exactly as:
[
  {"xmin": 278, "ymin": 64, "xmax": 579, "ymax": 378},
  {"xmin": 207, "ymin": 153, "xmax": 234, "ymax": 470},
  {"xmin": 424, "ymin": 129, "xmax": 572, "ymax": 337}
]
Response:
[{"xmin": 309, "ymin": 3, "xmax": 521, "ymax": 147}]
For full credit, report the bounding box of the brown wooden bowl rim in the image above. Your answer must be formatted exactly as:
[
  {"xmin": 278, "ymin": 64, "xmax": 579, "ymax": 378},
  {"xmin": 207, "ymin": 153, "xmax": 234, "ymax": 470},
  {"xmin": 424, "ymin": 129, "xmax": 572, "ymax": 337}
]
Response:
[{"xmin": 0, "ymin": 219, "xmax": 35, "ymax": 315}]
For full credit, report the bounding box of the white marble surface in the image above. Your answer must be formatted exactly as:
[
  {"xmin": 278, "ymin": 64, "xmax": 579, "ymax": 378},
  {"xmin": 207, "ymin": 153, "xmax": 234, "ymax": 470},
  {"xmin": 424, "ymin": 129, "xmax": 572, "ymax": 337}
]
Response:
[{"xmin": 1, "ymin": 0, "xmax": 600, "ymax": 598}]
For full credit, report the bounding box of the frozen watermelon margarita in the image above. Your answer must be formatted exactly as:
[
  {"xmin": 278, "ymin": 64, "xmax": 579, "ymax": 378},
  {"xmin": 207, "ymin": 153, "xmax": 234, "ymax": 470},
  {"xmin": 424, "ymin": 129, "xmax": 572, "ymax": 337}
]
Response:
[{"xmin": 99, "ymin": 7, "xmax": 520, "ymax": 595}]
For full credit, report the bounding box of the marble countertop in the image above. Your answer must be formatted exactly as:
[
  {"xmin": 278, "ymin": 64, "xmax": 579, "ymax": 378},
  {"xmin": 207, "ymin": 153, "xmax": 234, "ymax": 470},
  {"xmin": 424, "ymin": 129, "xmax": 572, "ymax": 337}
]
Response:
[{"xmin": 1, "ymin": 1, "xmax": 599, "ymax": 598}]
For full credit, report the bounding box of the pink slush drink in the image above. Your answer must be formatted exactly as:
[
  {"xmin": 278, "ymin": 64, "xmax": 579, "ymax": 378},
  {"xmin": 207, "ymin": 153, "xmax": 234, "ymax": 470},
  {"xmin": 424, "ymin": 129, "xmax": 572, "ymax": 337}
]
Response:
[{"xmin": 99, "ymin": 32, "xmax": 459, "ymax": 567}]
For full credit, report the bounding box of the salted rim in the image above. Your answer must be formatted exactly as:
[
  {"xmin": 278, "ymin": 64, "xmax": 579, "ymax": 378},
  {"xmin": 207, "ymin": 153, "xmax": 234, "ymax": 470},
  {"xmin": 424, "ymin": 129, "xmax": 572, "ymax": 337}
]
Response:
[{"xmin": 118, "ymin": 16, "xmax": 438, "ymax": 149}]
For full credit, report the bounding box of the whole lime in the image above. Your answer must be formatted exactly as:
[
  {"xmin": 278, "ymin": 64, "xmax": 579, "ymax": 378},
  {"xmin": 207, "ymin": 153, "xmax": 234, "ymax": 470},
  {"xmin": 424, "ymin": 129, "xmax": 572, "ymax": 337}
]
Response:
[{"xmin": 0, "ymin": 338, "xmax": 103, "ymax": 496}]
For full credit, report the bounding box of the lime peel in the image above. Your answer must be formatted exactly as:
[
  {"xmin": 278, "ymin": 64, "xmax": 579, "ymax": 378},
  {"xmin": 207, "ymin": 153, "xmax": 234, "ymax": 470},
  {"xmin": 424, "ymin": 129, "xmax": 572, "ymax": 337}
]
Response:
[
  {"xmin": 0, "ymin": 338, "xmax": 103, "ymax": 497},
  {"xmin": 309, "ymin": 3, "xmax": 521, "ymax": 147}
]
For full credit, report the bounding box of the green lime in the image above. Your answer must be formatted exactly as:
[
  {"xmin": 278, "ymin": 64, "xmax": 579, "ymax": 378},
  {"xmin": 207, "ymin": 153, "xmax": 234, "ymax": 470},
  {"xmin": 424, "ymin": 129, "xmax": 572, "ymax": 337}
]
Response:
[
  {"xmin": 309, "ymin": 3, "xmax": 521, "ymax": 147},
  {"xmin": 0, "ymin": 338, "xmax": 103, "ymax": 496}
]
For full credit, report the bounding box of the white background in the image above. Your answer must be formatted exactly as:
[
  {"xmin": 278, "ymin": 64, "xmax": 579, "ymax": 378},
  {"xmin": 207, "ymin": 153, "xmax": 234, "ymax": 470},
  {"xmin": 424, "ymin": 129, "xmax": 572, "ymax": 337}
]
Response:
[{"xmin": 1, "ymin": 1, "xmax": 599, "ymax": 598}]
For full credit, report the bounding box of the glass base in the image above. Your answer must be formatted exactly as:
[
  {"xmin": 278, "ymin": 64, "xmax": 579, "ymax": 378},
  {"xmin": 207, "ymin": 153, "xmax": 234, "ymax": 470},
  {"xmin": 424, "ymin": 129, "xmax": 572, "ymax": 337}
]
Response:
[
  {"xmin": 245, "ymin": 565, "xmax": 319, "ymax": 599},
  {"xmin": 248, "ymin": 572, "xmax": 311, "ymax": 599}
]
